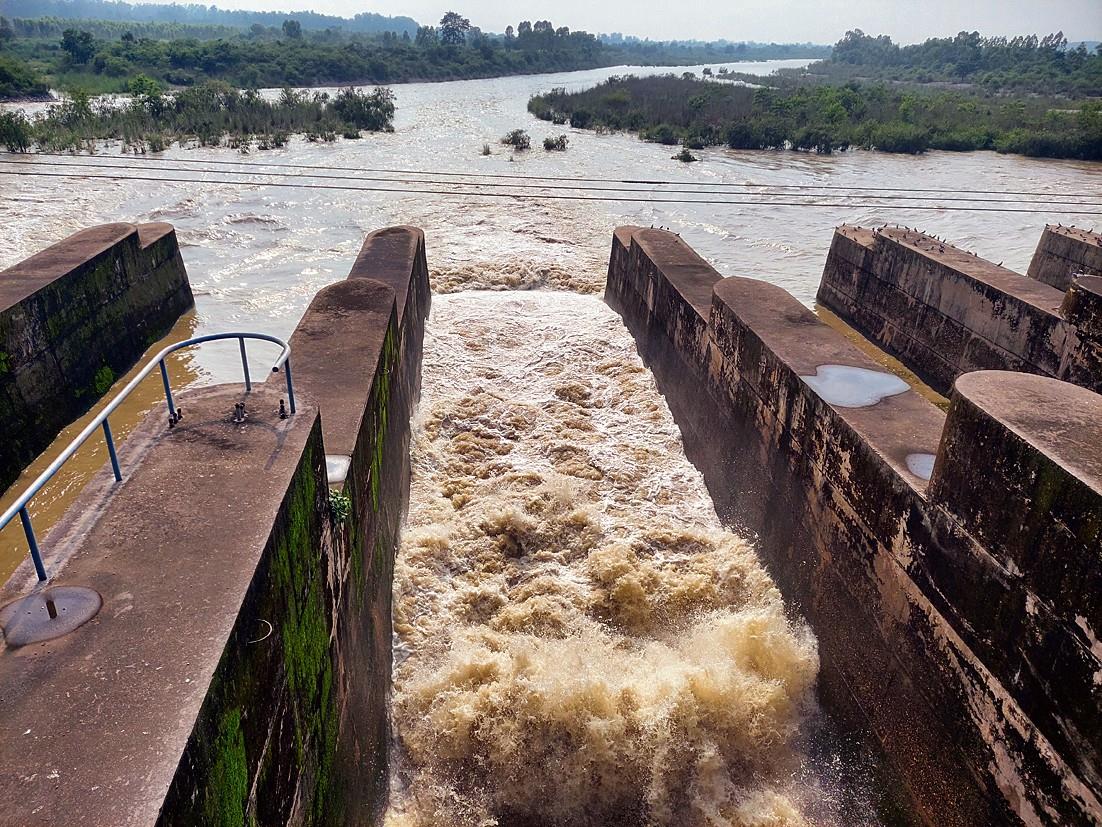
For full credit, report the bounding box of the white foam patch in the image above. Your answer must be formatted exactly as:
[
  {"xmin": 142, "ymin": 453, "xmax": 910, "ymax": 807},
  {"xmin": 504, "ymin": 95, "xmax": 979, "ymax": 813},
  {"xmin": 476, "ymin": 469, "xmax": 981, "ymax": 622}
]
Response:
[
  {"xmin": 905, "ymin": 453, "xmax": 936, "ymax": 481},
  {"xmin": 326, "ymin": 454, "xmax": 351, "ymax": 485},
  {"xmin": 801, "ymin": 364, "xmax": 909, "ymax": 408}
]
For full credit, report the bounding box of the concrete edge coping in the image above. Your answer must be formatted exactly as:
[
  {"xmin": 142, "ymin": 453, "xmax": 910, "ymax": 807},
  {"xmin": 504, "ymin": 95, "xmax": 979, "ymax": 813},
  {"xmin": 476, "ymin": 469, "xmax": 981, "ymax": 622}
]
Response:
[
  {"xmin": 0, "ymin": 222, "xmax": 166, "ymax": 311},
  {"xmin": 627, "ymin": 227, "xmax": 725, "ymax": 319},
  {"xmin": 872, "ymin": 225, "xmax": 1066, "ymax": 314},
  {"xmin": 945, "ymin": 370, "xmax": 1102, "ymax": 494},
  {"xmin": 1044, "ymin": 224, "xmax": 1102, "ymax": 246},
  {"xmin": 286, "ymin": 278, "xmax": 398, "ymax": 459},
  {"xmin": 712, "ymin": 275, "xmax": 946, "ymax": 492},
  {"xmin": 347, "ymin": 225, "xmax": 425, "ymax": 324}
]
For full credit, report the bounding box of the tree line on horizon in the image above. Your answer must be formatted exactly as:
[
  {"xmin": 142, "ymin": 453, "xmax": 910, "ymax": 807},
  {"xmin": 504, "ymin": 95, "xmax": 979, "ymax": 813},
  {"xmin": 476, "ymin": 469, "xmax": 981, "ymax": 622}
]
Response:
[
  {"xmin": 0, "ymin": 0, "xmax": 419, "ymax": 36},
  {"xmin": 814, "ymin": 29, "xmax": 1102, "ymax": 97},
  {"xmin": 0, "ymin": 10, "xmax": 826, "ymax": 97}
]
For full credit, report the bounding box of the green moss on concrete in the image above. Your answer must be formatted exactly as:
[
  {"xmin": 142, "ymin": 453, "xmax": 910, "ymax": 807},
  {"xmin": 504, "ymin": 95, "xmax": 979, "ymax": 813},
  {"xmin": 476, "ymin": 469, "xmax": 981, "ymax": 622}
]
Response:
[
  {"xmin": 369, "ymin": 325, "xmax": 398, "ymax": 513},
  {"xmin": 270, "ymin": 442, "xmax": 339, "ymax": 825},
  {"xmin": 0, "ymin": 230, "xmax": 193, "ymax": 492},
  {"xmin": 93, "ymin": 364, "xmax": 115, "ymax": 395},
  {"xmin": 203, "ymin": 707, "xmax": 249, "ymax": 827}
]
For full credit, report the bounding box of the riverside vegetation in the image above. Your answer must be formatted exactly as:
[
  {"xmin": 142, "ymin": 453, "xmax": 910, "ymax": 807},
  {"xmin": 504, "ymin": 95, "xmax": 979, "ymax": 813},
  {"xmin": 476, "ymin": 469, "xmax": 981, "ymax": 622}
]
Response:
[
  {"xmin": 0, "ymin": 79, "xmax": 395, "ymax": 152},
  {"xmin": 528, "ymin": 31, "xmax": 1102, "ymax": 161},
  {"xmin": 0, "ymin": 6, "xmax": 825, "ymax": 99}
]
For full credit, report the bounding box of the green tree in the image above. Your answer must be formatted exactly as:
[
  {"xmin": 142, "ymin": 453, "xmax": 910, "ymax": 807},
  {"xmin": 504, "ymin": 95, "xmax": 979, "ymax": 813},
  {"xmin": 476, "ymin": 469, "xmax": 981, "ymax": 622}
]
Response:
[
  {"xmin": 438, "ymin": 12, "xmax": 470, "ymax": 46},
  {"xmin": 0, "ymin": 16, "xmax": 14, "ymax": 45},
  {"xmin": 414, "ymin": 25, "xmax": 437, "ymax": 48},
  {"xmin": 60, "ymin": 29, "xmax": 95, "ymax": 63},
  {"xmin": 0, "ymin": 111, "xmax": 32, "ymax": 151},
  {"xmin": 281, "ymin": 19, "xmax": 302, "ymax": 40}
]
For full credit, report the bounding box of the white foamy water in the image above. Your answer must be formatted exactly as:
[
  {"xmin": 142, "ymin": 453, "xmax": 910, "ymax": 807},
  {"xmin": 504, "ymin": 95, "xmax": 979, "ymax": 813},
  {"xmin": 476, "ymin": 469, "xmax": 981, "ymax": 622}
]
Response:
[{"xmin": 385, "ymin": 292, "xmax": 862, "ymax": 826}]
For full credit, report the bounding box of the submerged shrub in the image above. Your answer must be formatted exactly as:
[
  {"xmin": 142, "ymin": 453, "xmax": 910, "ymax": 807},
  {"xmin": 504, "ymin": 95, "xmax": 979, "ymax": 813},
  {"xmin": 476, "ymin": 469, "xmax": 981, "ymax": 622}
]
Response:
[
  {"xmin": 331, "ymin": 86, "xmax": 395, "ymax": 131},
  {"xmin": 501, "ymin": 128, "xmax": 531, "ymax": 150},
  {"xmin": 866, "ymin": 122, "xmax": 929, "ymax": 154},
  {"xmin": 640, "ymin": 123, "xmax": 681, "ymax": 145},
  {"xmin": 0, "ymin": 111, "xmax": 32, "ymax": 152},
  {"xmin": 568, "ymin": 109, "xmax": 593, "ymax": 129}
]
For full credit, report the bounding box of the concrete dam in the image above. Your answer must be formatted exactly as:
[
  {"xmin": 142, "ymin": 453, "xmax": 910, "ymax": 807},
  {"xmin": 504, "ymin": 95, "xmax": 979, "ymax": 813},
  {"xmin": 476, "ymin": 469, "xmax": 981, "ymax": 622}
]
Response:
[{"xmin": 0, "ymin": 220, "xmax": 1098, "ymax": 826}]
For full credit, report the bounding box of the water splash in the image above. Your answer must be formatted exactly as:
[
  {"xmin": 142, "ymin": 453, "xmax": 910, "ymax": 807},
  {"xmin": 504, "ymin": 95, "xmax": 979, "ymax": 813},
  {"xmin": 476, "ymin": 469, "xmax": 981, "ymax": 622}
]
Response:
[{"xmin": 386, "ymin": 292, "xmax": 830, "ymax": 826}]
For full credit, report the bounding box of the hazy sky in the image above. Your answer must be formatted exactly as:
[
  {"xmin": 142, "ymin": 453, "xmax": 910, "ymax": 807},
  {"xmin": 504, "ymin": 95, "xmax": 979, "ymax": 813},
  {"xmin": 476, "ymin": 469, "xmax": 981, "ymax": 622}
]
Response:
[{"xmin": 141, "ymin": 0, "xmax": 1102, "ymax": 43}]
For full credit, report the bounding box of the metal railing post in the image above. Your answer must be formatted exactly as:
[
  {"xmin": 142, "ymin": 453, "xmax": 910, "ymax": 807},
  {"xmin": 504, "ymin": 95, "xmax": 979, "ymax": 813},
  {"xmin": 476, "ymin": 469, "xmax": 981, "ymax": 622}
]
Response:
[
  {"xmin": 19, "ymin": 507, "xmax": 46, "ymax": 582},
  {"xmin": 102, "ymin": 418, "xmax": 122, "ymax": 481},
  {"xmin": 238, "ymin": 337, "xmax": 252, "ymax": 391},
  {"xmin": 159, "ymin": 359, "xmax": 176, "ymax": 419},
  {"xmin": 284, "ymin": 358, "xmax": 296, "ymax": 414}
]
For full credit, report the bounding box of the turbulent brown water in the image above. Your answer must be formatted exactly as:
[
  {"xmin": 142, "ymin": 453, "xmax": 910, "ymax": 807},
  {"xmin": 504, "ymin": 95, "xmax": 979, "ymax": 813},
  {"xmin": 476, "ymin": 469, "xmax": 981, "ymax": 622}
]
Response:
[
  {"xmin": 2, "ymin": 59, "xmax": 1100, "ymax": 823},
  {"xmin": 385, "ymin": 293, "xmax": 822, "ymax": 826}
]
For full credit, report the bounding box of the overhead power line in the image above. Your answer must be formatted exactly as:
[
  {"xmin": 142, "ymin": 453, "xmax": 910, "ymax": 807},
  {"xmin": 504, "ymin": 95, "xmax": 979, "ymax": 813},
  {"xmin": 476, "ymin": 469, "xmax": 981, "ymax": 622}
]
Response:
[
  {"xmin": 8, "ymin": 150, "xmax": 1102, "ymax": 200},
  {"xmin": 9, "ymin": 156, "xmax": 1099, "ymax": 207},
  {"xmin": 2, "ymin": 167, "xmax": 1100, "ymax": 215}
]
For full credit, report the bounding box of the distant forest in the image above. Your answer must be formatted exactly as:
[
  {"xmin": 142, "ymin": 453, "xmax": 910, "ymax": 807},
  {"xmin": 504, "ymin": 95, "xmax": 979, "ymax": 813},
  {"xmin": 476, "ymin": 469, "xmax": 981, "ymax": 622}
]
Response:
[
  {"xmin": 529, "ymin": 31, "xmax": 1102, "ymax": 161},
  {"xmin": 809, "ymin": 29, "xmax": 1102, "ymax": 96},
  {"xmin": 0, "ymin": 0, "xmax": 419, "ymax": 35},
  {"xmin": 0, "ymin": 8, "xmax": 828, "ymax": 97}
]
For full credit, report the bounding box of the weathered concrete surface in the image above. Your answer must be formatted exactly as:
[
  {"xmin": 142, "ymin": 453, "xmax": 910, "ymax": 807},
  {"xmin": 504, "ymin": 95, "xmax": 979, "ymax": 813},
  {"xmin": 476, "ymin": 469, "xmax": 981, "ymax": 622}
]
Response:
[
  {"xmin": 816, "ymin": 225, "xmax": 1102, "ymax": 396},
  {"xmin": 0, "ymin": 225, "xmax": 430, "ymax": 825},
  {"xmin": 1061, "ymin": 276, "xmax": 1102, "ymax": 388},
  {"xmin": 1028, "ymin": 225, "xmax": 1102, "ymax": 291},
  {"xmin": 927, "ymin": 371, "xmax": 1102, "ymax": 796},
  {"xmin": 346, "ymin": 226, "xmax": 432, "ymax": 412},
  {"xmin": 607, "ymin": 226, "xmax": 1102, "ymax": 826},
  {"xmin": 286, "ymin": 226, "xmax": 430, "ymax": 822},
  {"xmin": 0, "ymin": 384, "xmax": 327, "ymax": 825},
  {"xmin": 0, "ymin": 223, "xmax": 194, "ymax": 491}
]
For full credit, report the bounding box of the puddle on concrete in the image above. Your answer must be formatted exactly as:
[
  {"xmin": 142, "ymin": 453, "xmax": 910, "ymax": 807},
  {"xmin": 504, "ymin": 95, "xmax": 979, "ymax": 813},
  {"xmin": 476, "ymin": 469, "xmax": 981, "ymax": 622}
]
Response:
[
  {"xmin": 326, "ymin": 454, "xmax": 351, "ymax": 485},
  {"xmin": 801, "ymin": 364, "xmax": 910, "ymax": 408},
  {"xmin": 905, "ymin": 453, "xmax": 937, "ymax": 481},
  {"xmin": 815, "ymin": 306, "xmax": 950, "ymax": 411}
]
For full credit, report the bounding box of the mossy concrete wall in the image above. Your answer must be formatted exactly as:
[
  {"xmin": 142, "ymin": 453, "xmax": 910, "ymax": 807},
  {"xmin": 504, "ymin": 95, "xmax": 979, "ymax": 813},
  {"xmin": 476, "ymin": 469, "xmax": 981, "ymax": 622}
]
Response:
[
  {"xmin": 607, "ymin": 226, "xmax": 1102, "ymax": 826},
  {"xmin": 0, "ymin": 227, "xmax": 429, "ymax": 825},
  {"xmin": 817, "ymin": 225, "xmax": 1102, "ymax": 397},
  {"xmin": 287, "ymin": 226, "xmax": 430, "ymax": 822},
  {"xmin": 0, "ymin": 222, "xmax": 193, "ymax": 491},
  {"xmin": 1027, "ymin": 225, "xmax": 1102, "ymax": 291}
]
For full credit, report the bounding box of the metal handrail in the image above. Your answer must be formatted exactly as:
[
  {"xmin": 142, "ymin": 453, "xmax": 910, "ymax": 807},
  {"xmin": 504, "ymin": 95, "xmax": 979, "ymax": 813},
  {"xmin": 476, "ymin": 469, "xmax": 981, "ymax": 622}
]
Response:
[{"xmin": 0, "ymin": 332, "xmax": 296, "ymax": 583}]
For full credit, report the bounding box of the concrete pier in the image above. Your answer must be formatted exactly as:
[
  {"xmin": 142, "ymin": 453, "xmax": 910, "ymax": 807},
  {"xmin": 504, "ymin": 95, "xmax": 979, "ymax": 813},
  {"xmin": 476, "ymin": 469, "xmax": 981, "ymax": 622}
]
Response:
[
  {"xmin": 0, "ymin": 227, "xmax": 429, "ymax": 825},
  {"xmin": 0, "ymin": 384, "xmax": 325, "ymax": 826},
  {"xmin": 0, "ymin": 223, "xmax": 193, "ymax": 491},
  {"xmin": 817, "ymin": 225, "xmax": 1102, "ymax": 396},
  {"xmin": 286, "ymin": 226, "xmax": 430, "ymax": 821},
  {"xmin": 607, "ymin": 226, "xmax": 1102, "ymax": 826},
  {"xmin": 1028, "ymin": 225, "xmax": 1102, "ymax": 291}
]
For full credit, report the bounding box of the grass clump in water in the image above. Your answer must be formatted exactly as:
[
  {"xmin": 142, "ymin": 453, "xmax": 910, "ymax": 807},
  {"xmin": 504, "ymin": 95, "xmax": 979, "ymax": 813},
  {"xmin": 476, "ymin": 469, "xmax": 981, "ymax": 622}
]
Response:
[{"xmin": 0, "ymin": 79, "xmax": 395, "ymax": 153}]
